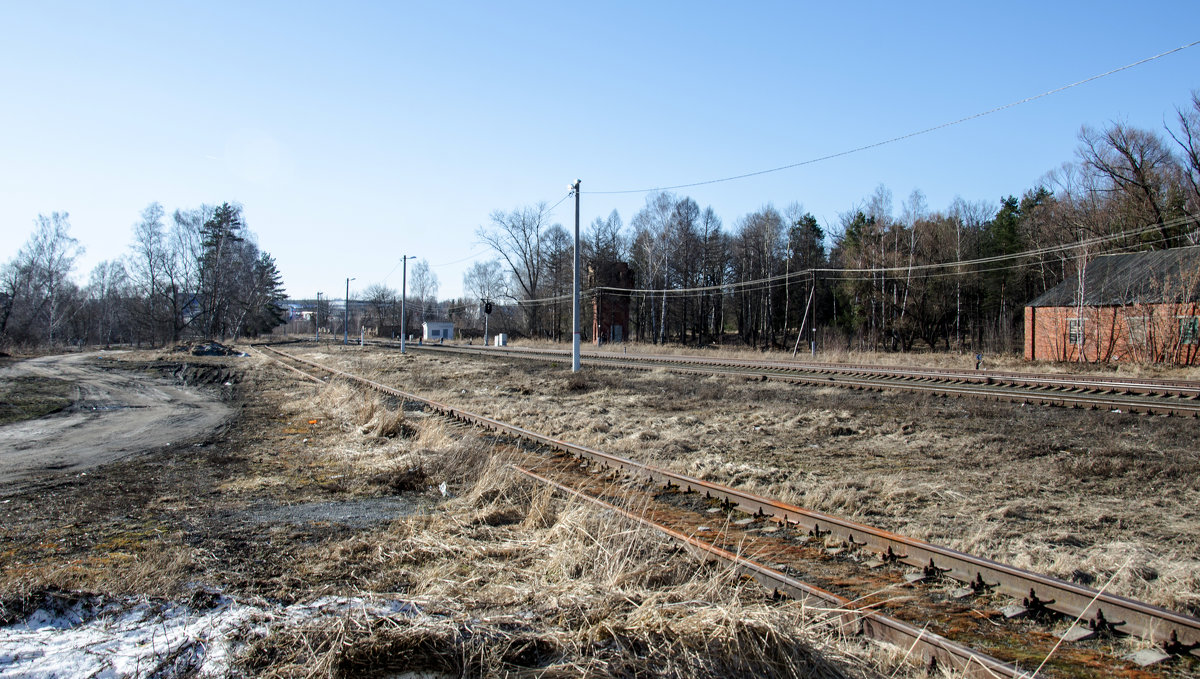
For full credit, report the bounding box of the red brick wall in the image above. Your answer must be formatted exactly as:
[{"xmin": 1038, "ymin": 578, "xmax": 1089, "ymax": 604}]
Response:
[{"xmin": 1025, "ymin": 303, "xmax": 1200, "ymax": 364}]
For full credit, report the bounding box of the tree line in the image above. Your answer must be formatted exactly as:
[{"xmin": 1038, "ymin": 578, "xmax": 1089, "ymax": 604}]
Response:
[
  {"xmin": 465, "ymin": 92, "xmax": 1200, "ymax": 353},
  {"xmin": 0, "ymin": 202, "xmax": 286, "ymax": 349}
]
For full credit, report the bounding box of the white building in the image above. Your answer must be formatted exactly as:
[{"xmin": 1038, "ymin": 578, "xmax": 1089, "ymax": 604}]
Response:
[{"xmin": 422, "ymin": 321, "xmax": 454, "ymax": 341}]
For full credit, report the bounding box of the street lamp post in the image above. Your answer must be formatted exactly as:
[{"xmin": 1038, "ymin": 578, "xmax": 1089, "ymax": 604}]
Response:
[{"xmin": 344, "ymin": 277, "xmax": 356, "ymax": 344}]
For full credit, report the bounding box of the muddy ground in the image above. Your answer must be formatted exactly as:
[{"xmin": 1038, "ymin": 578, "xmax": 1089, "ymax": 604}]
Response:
[
  {"xmin": 0, "ymin": 353, "xmax": 234, "ymax": 490},
  {"xmin": 0, "ymin": 343, "xmax": 1197, "ymax": 677}
]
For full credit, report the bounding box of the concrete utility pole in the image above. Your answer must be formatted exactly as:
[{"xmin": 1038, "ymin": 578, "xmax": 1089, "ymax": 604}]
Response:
[
  {"xmin": 400, "ymin": 256, "xmax": 411, "ymax": 354},
  {"xmin": 315, "ymin": 292, "xmax": 321, "ymax": 342},
  {"xmin": 343, "ymin": 277, "xmax": 355, "ymax": 344},
  {"xmin": 570, "ymin": 179, "xmax": 582, "ymax": 373}
]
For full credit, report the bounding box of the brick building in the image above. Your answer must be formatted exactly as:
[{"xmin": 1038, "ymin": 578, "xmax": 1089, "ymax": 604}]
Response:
[
  {"xmin": 590, "ymin": 260, "xmax": 634, "ymax": 344},
  {"xmin": 1024, "ymin": 246, "xmax": 1200, "ymax": 365}
]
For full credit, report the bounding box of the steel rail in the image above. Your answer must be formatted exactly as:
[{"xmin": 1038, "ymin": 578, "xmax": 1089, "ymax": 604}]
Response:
[
  {"xmin": 511, "ymin": 465, "xmax": 1024, "ymax": 678},
  {"xmin": 257, "ymin": 344, "xmax": 1025, "ymax": 675},
  {"xmin": 591, "ymin": 359, "xmax": 1200, "ymax": 416},
  {"xmin": 413, "ymin": 342, "xmax": 1200, "ymax": 396},
  {"xmin": 256, "ymin": 344, "xmax": 1200, "ymax": 659},
  {"xmin": 408, "ymin": 343, "xmax": 1200, "ymax": 416}
]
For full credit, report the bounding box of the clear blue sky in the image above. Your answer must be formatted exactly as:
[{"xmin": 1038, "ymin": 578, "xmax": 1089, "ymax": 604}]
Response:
[{"xmin": 2, "ymin": 2, "xmax": 1198, "ymax": 301}]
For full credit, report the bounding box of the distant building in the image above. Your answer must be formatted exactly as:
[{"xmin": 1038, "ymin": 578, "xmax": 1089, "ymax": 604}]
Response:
[
  {"xmin": 590, "ymin": 260, "xmax": 634, "ymax": 344},
  {"xmin": 1024, "ymin": 246, "xmax": 1200, "ymax": 364},
  {"xmin": 422, "ymin": 321, "xmax": 454, "ymax": 341}
]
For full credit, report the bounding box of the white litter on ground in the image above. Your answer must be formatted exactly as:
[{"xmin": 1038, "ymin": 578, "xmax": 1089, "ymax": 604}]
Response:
[{"xmin": 0, "ymin": 593, "xmax": 419, "ymax": 678}]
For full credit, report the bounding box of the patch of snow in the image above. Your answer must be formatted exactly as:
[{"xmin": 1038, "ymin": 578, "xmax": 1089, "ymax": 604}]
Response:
[{"xmin": 0, "ymin": 594, "xmax": 419, "ymax": 678}]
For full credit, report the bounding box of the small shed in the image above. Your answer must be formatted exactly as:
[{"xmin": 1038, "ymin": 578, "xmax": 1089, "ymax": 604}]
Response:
[
  {"xmin": 422, "ymin": 321, "xmax": 455, "ymax": 341},
  {"xmin": 1024, "ymin": 246, "xmax": 1200, "ymax": 364}
]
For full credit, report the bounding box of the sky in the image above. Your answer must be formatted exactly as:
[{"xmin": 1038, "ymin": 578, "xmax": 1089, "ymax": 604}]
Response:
[{"xmin": 2, "ymin": 2, "xmax": 1199, "ymax": 302}]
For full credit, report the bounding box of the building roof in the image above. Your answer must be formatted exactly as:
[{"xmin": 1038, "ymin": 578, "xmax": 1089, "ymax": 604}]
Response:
[{"xmin": 1028, "ymin": 246, "xmax": 1200, "ymax": 308}]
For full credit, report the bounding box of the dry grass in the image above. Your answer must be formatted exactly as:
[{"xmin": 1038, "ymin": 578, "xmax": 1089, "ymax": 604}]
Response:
[
  {"xmin": 0, "ymin": 528, "xmax": 197, "ymax": 606},
  {"xmin": 303, "ymin": 346, "xmax": 1200, "ymax": 619},
  {"xmin": 8, "ymin": 344, "xmax": 1190, "ymax": 676},
  {"xmin": 234, "ymin": 450, "xmax": 919, "ymax": 679}
]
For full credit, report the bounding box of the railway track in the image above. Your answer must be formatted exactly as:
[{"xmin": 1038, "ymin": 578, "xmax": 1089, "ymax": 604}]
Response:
[
  {"xmin": 404, "ymin": 343, "xmax": 1200, "ymax": 417},
  {"xmin": 255, "ymin": 343, "xmax": 1200, "ymax": 677}
]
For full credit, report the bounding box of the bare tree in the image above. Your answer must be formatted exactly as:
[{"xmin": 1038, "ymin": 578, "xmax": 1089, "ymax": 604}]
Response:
[
  {"xmin": 584, "ymin": 209, "xmax": 626, "ymax": 263},
  {"xmin": 166, "ymin": 205, "xmax": 212, "ymax": 341},
  {"xmin": 1167, "ymin": 91, "xmax": 1200, "ymax": 240},
  {"xmin": 1078, "ymin": 123, "xmax": 1184, "ymax": 246},
  {"xmin": 541, "ymin": 224, "xmax": 572, "ymax": 340},
  {"xmin": 128, "ymin": 203, "xmax": 173, "ymax": 343},
  {"xmin": 463, "ymin": 260, "xmax": 506, "ymax": 302},
  {"xmin": 0, "ymin": 213, "xmax": 83, "ymax": 346},
  {"xmin": 477, "ymin": 203, "xmax": 550, "ymax": 334},
  {"xmin": 408, "ymin": 259, "xmax": 439, "ymax": 324},
  {"xmin": 630, "ymin": 192, "xmax": 676, "ymax": 343},
  {"xmin": 363, "ymin": 283, "xmax": 398, "ymax": 329},
  {"xmin": 85, "ymin": 260, "xmax": 132, "ymax": 346}
]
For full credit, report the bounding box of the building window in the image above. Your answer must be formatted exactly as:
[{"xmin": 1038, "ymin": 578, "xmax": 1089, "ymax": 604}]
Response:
[
  {"xmin": 1181, "ymin": 316, "xmax": 1199, "ymax": 345},
  {"xmin": 1068, "ymin": 318, "xmax": 1085, "ymax": 345},
  {"xmin": 1127, "ymin": 316, "xmax": 1148, "ymax": 346}
]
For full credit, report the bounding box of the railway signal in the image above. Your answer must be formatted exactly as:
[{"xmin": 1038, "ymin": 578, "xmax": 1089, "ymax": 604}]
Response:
[{"xmin": 482, "ymin": 298, "xmax": 492, "ymax": 347}]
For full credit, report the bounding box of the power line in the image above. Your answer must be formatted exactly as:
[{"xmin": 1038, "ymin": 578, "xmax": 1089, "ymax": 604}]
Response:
[
  {"xmin": 591, "ymin": 215, "xmax": 1194, "ymax": 298},
  {"xmin": 429, "ymin": 214, "xmax": 1191, "ymax": 314},
  {"xmin": 429, "ymin": 246, "xmax": 493, "ymax": 268},
  {"xmin": 424, "ymin": 227, "xmax": 1189, "ymax": 317},
  {"xmin": 445, "ymin": 191, "xmax": 574, "ymax": 288},
  {"xmin": 590, "ymin": 40, "xmax": 1200, "ymax": 195},
  {"xmin": 545, "ymin": 191, "xmax": 573, "ymax": 214}
]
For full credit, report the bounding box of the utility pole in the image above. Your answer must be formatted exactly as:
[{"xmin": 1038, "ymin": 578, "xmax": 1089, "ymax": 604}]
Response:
[
  {"xmin": 570, "ymin": 179, "xmax": 581, "ymax": 373},
  {"xmin": 400, "ymin": 256, "xmax": 411, "ymax": 354},
  {"xmin": 343, "ymin": 277, "xmax": 355, "ymax": 344},
  {"xmin": 315, "ymin": 292, "xmax": 321, "ymax": 342}
]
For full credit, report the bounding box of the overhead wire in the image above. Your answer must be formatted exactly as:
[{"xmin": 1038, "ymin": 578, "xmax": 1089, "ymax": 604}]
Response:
[
  {"xmin": 417, "ymin": 41, "xmax": 1199, "ymax": 311},
  {"xmin": 589, "ymin": 40, "xmax": 1200, "ymax": 195},
  {"xmin": 821, "ymin": 229, "xmax": 1186, "ymax": 283},
  {"xmin": 424, "ymin": 215, "xmax": 1191, "ymax": 317},
  {"xmin": 429, "ymin": 246, "xmax": 494, "ymax": 268},
  {"xmin": 589, "ymin": 214, "xmax": 1194, "ymax": 298},
  {"xmin": 434, "ymin": 191, "xmax": 575, "ymax": 287},
  {"xmin": 544, "ymin": 191, "xmax": 573, "ymax": 214}
]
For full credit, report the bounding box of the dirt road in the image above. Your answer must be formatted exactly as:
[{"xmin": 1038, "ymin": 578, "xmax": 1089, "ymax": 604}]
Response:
[{"xmin": 0, "ymin": 352, "xmax": 231, "ymax": 493}]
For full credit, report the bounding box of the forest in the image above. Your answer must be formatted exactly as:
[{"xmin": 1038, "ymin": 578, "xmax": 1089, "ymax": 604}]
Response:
[{"xmin": 0, "ymin": 202, "xmax": 286, "ymax": 349}]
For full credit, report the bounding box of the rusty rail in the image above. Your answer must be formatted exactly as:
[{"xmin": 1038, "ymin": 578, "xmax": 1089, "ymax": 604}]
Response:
[
  {"xmin": 512, "ymin": 465, "xmax": 1024, "ymax": 678},
  {"xmin": 255, "ymin": 343, "xmax": 1200, "ymax": 663}
]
